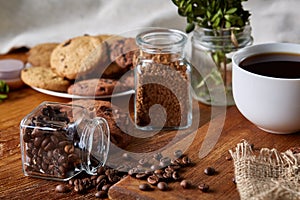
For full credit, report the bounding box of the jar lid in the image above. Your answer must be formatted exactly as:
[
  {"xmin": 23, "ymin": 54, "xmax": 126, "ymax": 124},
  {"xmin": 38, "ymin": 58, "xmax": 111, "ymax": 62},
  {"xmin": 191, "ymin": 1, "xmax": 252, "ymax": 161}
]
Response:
[{"xmin": 0, "ymin": 59, "xmax": 24, "ymax": 79}]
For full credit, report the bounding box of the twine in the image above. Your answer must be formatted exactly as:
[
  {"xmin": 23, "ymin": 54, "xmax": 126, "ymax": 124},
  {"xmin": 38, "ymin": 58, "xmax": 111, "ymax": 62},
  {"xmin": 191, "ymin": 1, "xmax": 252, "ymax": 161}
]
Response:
[{"xmin": 229, "ymin": 140, "xmax": 300, "ymax": 200}]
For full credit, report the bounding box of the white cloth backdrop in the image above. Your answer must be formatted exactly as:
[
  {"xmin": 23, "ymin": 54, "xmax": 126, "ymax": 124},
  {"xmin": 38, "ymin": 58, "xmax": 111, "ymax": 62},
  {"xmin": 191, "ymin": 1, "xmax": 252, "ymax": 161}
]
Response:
[{"xmin": 0, "ymin": 0, "xmax": 299, "ymax": 54}]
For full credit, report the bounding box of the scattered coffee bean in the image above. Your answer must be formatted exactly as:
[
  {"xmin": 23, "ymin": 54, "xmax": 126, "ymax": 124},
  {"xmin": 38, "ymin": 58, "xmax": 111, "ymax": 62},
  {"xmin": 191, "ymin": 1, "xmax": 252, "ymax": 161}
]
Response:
[
  {"xmin": 204, "ymin": 167, "xmax": 215, "ymax": 176},
  {"xmin": 157, "ymin": 182, "xmax": 168, "ymax": 191},
  {"xmin": 102, "ymin": 184, "xmax": 111, "ymax": 192},
  {"xmin": 139, "ymin": 183, "xmax": 152, "ymax": 191},
  {"xmin": 147, "ymin": 175, "xmax": 159, "ymax": 185},
  {"xmin": 232, "ymin": 177, "xmax": 236, "ymax": 184},
  {"xmin": 198, "ymin": 183, "xmax": 209, "ymax": 192},
  {"xmin": 95, "ymin": 191, "xmax": 107, "ymax": 198},
  {"xmin": 181, "ymin": 156, "xmax": 191, "ymax": 165},
  {"xmin": 172, "ymin": 171, "xmax": 180, "ymax": 180},
  {"xmin": 74, "ymin": 183, "xmax": 85, "ymax": 194},
  {"xmin": 180, "ymin": 180, "xmax": 191, "ymax": 189},
  {"xmin": 225, "ymin": 156, "xmax": 232, "ymax": 161},
  {"xmin": 136, "ymin": 173, "xmax": 148, "ymax": 179},
  {"xmin": 55, "ymin": 184, "xmax": 70, "ymax": 193}
]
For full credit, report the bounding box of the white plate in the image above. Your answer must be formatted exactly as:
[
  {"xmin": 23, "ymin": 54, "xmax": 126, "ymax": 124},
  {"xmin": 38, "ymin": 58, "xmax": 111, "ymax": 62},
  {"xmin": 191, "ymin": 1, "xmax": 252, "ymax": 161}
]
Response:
[{"xmin": 31, "ymin": 86, "xmax": 135, "ymax": 99}]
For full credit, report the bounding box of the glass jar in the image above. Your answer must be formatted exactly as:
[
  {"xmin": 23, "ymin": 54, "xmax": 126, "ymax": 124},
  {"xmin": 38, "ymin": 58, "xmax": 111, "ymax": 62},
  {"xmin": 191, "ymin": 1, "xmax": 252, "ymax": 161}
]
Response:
[
  {"xmin": 20, "ymin": 101, "xmax": 110, "ymax": 181},
  {"xmin": 191, "ymin": 25, "xmax": 253, "ymax": 106},
  {"xmin": 134, "ymin": 28, "xmax": 192, "ymax": 130}
]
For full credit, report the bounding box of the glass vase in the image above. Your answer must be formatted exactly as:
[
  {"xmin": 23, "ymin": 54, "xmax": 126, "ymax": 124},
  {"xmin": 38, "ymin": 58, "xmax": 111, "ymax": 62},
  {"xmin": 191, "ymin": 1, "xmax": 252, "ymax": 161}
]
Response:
[{"xmin": 190, "ymin": 25, "xmax": 253, "ymax": 106}]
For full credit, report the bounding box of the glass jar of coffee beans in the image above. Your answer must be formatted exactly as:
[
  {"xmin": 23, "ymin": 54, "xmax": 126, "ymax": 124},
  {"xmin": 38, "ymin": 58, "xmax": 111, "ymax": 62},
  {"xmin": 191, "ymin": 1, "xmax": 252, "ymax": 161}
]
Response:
[
  {"xmin": 20, "ymin": 101, "xmax": 110, "ymax": 181},
  {"xmin": 134, "ymin": 28, "xmax": 192, "ymax": 130}
]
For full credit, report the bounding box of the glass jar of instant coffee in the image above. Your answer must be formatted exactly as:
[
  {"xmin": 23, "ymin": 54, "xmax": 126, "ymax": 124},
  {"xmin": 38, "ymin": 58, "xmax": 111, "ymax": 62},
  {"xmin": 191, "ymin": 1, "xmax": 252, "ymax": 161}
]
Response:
[
  {"xmin": 134, "ymin": 28, "xmax": 192, "ymax": 130},
  {"xmin": 20, "ymin": 102, "xmax": 110, "ymax": 181}
]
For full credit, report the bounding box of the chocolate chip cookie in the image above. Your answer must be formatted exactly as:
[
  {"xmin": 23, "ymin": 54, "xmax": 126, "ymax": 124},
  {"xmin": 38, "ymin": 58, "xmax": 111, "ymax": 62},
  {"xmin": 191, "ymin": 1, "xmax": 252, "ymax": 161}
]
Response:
[
  {"xmin": 50, "ymin": 35, "xmax": 109, "ymax": 80},
  {"xmin": 27, "ymin": 43, "xmax": 59, "ymax": 67},
  {"xmin": 109, "ymin": 37, "xmax": 138, "ymax": 70},
  {"xmin": 67, "ymin": 78, "xmax": 117, "ymax": 96},
  {"xmin": 21, "ymin": 66, "xmax": 71, "ymax": 92}
]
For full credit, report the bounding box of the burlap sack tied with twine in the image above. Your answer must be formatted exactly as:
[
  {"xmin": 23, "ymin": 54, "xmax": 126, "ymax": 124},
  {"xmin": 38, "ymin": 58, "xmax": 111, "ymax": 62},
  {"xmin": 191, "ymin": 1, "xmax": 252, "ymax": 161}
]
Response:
[{"xmin": 229, "ymin": 140, "xmax": 300, "ymax": 200}]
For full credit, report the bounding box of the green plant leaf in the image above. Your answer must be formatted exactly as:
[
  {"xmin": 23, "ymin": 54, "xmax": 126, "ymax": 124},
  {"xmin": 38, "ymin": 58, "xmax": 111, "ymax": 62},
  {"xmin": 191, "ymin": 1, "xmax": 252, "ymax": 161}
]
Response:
[
  {"xmin": 226, "ymin": 8, "xmax": 237, "ymax": 14},
  {"xmin": 0, "ymin": 80, "xmax": 9, "ymax": 93},
  {"xmin": 186, "ymin": 23, "xmax": 195, "ymax": 33}
]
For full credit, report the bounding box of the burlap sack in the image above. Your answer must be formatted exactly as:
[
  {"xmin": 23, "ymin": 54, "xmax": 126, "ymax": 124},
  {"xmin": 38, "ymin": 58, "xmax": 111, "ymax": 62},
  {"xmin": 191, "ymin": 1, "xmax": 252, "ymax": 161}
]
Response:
[{"xmin": 229, "ymin": 140, "xmax": 300, "ymax": 200}]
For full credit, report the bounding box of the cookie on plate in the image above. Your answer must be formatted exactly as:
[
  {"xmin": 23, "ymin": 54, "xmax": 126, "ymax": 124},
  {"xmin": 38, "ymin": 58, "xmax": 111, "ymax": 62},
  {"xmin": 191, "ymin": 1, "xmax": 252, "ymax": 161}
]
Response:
[
  {"xmin": 21, "ymin": 66, "xmax": 71, "ymax": 92},
  {"xmin": 27, "ymin": 43, "xmax": 59, "ymax": 67},
  {"xmin": 50, "ymin": 35, "xmax": 109, "ymax": 80},
  {"xmin": 109, "ymin": 37, "xmax": 137, "ymax": 70},
  {"xmin": 71, "ymin": 99, "xmax": 133, "ymax": 148},
  {"xmin": 67, "ymin": 78, "xmax": 117, "ymax": 96}
]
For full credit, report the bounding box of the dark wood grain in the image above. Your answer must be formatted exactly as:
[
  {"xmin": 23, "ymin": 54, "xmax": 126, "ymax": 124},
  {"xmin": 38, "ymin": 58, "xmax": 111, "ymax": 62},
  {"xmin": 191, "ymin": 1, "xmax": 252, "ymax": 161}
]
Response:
[{"xmin": 0, "ymin": 52, "xmax": 299, "ymax": 200}]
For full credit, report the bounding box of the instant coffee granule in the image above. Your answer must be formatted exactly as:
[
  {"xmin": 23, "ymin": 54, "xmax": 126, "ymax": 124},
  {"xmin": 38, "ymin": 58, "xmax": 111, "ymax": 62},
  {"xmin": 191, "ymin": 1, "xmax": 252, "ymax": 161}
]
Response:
[{"xmin": 135, "ymin": 52, "xmax": 191, "ymax": 129}]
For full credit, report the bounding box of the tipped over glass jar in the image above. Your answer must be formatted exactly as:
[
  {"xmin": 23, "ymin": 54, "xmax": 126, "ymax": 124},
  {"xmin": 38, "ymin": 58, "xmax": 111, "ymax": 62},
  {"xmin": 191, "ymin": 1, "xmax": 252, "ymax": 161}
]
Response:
[
  {"xmin": 134, "ymin": 28, "xmax": 192, "ymax": 130},
  {"xmin": 20, "ymin": 102, "xmax": 110, "ymax": 181}
]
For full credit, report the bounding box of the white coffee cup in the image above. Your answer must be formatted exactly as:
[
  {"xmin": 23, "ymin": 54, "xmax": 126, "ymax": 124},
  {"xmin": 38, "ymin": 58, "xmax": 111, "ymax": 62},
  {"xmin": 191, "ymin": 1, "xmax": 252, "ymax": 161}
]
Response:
[{"xmin": 232, "ymin": 43, "xmax": 300, "ymax": 134}]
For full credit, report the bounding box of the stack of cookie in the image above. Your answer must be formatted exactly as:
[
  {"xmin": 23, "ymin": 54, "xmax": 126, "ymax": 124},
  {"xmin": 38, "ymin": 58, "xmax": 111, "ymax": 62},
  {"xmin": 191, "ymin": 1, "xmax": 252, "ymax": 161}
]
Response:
[{"xmin": 21, "ymin": 34, "xmax": 137, "ymax": 95}]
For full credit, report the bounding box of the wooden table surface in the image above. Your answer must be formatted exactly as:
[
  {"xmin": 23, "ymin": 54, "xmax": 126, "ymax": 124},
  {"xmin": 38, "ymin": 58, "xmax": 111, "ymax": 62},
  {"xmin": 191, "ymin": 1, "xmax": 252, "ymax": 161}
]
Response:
[{"xmin": 0, "ymin": 51, "xmax": 299, "ymax": 200}]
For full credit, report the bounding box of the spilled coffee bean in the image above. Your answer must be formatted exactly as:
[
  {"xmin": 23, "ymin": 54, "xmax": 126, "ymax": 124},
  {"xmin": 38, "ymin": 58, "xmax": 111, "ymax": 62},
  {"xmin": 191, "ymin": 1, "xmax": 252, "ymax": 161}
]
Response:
[
  {"xmin": 198, "ymin": 183, "xmax": 209, "ymax": 192},
  {"xmin": 139, "ymin": 183, "xmax": 152, "ymax": 191},
  {"xmin": 204, "ymin": 167, "xmax": 215, "ymax": 176}
]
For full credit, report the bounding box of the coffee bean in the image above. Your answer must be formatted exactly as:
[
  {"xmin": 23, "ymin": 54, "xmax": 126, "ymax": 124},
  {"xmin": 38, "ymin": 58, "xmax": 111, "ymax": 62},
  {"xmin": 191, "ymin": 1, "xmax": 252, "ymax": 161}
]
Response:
[
  {"xmin": 74, "ymin": 183, "xmax": 85, "ymax": 193},
  {"xmin": 95, "ymin": 191, "xmax": 107, "ymax": 198},
  {"xmin": 96, "ymin": 175, "xmax": 107, "ymax": 184},
  {"xmin": 97, "ymin": 166, "xmax": 106, "ymax": 175},
  {"xmin": 164, "ymin": 167, "xmax": 174, "ymax": 174},
  {"xmin": 225, "ymin": 156, "xmax": 232, "ymax": 161},
  {"xmin": 198, "ymin": 183, "xmax": 209, "ymax": 192},
  {"xmin": 64, "ymin": 144, "xmax": 74, "ymax": 154},
  {"xmin": 55, "ymin": 184, "xmax": 70, "ymax": 193},
  {"xmin": 139, "ymin": 183, "xmax": 152, "ymax": 191},
  {"xmin": 147, "ymin": 175, "xmax": 159, "ymax": 185},
  {"xmin": 50, "ymin": 135, "xmax": 59, "ymax": 144},
  {"xmin": 128, "ymin": 167, "xmax": 139, "ymax": 176},
  {"xmin": 33, "ymin": 136, "xmax": 43, "ymax": 147},
  {"xmin": 172, "ymin": 171, "xmax": 180, "ymax": 180},
  {"xmin": 41, "ymin": 137, "xmax": 50, "ymax": 149},
  {"xmin": 96, "ymin": 179, "xmax": 107, "ymax": 191},
  {"xmin": 232, "ymin": 177, "xmax": 236, "ymax": 184},
  {"xmin": 180, "ymin": 180, "xmax": 191, "ymax": 189},
  {"xmin": 102, "ymin": 184, "xmax": 111, "ymax": 192},
  {"xmin": 157, "ymin": 182, "xmax": 168, "ymax": 191},
  {"xmin": 136, "ymin": 173, "xmax": 148, "ymax": 179},
  {"xmin": 204, "ymin": 167, "xmax": 215, "ymax": 176},
  {"xmin": 181, "ymin": 156, "xmax": 191, "ymax": 165},
  {"xmin": 68, "ymin": 179, "xmax": 74, "ymax": 186},
  {"xmin": 44, "ymin": 141, "xmax": 54, "ymax": 151}
]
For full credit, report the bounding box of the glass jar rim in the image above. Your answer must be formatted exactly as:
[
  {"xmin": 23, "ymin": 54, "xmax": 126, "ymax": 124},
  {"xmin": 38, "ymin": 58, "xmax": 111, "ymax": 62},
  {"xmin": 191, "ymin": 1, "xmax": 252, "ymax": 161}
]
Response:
[
  {"xmin": 136, "ymin": 28, "xmax": 187, "ymax": 53},
  {"xmin": 79, "ymin": 116, "xmax": 110, "ymax": 175}
]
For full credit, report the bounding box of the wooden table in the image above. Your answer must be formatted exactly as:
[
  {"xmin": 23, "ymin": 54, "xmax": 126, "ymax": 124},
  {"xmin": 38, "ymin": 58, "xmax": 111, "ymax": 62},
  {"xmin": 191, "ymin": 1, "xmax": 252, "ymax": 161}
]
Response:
[{"xmin": 0, "ymin": 51, "xmax": 299, "ymax": 200}]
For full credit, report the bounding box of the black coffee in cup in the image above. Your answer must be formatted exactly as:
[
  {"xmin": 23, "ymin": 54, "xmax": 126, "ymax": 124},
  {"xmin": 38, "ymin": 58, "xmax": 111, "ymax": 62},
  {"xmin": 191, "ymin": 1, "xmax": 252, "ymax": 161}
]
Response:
[{"xmin": 240, "ymin": 52, "xmax": 300, "ymax": 79}]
